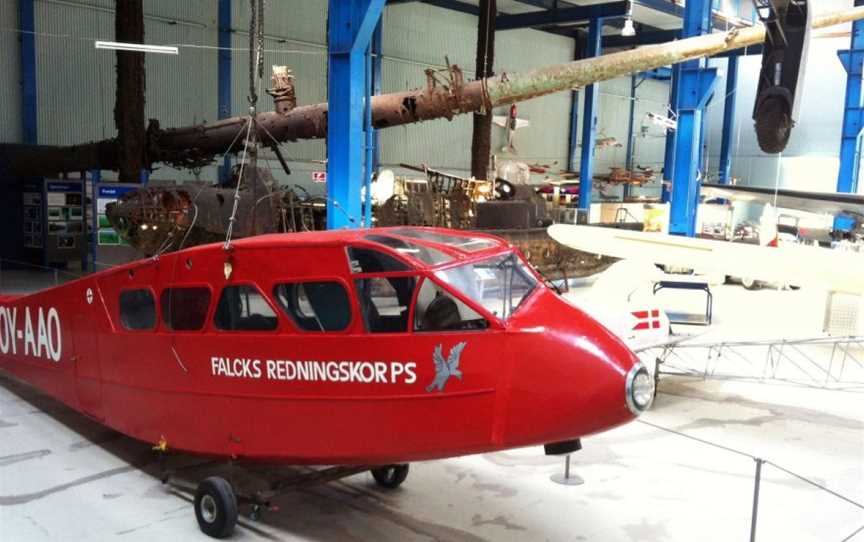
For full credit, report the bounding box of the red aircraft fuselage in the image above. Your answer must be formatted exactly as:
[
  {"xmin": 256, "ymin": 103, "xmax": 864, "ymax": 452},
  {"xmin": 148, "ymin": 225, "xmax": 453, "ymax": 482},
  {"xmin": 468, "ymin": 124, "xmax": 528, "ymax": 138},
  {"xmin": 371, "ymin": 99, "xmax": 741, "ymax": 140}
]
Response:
[{"xmin": 0, "ymin": 227, "xmax": 646, "ymax": 465}]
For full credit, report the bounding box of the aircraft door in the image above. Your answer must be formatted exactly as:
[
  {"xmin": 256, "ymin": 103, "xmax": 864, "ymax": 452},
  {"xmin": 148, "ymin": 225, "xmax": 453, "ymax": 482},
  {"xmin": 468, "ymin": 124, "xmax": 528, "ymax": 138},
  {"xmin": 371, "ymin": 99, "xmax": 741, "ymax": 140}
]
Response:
[{"xmin": 71, "ymin": 308, "xmax": 104, "ymax": 420}]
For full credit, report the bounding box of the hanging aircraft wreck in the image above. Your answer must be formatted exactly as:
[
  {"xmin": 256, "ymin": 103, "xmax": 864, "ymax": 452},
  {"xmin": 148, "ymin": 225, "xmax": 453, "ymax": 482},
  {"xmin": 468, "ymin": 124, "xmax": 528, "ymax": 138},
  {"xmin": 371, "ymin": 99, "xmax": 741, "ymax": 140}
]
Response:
[{"xmin": 3, "ymin": 5, "xmax": 863, "ymax": 177}]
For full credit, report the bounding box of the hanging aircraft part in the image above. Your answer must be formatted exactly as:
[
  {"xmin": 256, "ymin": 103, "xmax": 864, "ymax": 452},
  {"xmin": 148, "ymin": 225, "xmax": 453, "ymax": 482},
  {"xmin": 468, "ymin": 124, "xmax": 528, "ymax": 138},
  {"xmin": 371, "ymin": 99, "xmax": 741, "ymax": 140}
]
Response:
[
  {"xmin": 104, "ymin": 167, "xmax": 326, "ymax": 255},
  {"xmin": 3, "ymin": 6, "xmax": 863, "ymax": 177},
  {"xmin": 752, "ymin": 0, "xmax": 812, "ymax": 153}
]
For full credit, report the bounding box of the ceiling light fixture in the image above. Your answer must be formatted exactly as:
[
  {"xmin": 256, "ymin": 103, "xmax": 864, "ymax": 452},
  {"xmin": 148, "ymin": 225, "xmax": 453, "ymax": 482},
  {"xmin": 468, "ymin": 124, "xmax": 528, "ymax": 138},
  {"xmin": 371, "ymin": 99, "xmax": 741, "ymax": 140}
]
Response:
[
  {"xmin": 95, "ymin": 41, "xmax": 179, "ymax": 55},
  {"xmin": 621, "ymin": 0, "xmax": 636, "ymax": 37},
  {"xmin": 621, "ymin": 18, "xmax": 636, "ymax": 37}
]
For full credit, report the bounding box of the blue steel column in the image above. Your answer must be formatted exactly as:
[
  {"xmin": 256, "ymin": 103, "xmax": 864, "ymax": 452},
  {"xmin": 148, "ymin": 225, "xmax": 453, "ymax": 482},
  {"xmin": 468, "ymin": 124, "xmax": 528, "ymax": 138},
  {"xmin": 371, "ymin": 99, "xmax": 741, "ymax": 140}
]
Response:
[
  {"xmin": 718, "ymin": 53, "xmax": 739, "ymax": 184},
  {"xmin": 327, "ymin": 0, "xmax": 385, "ymax": 230},
  {"xmin": 363, "ymin": 37, "xmax": 373, "ymax": 226},
  {"xmin": 218, "ymin": 0, "xmax": 232, "ymax": 183},
  {"xmin": 578, "ymin": 17, "xmax": 602, "ymax": 212},
  {"xmin": 371, "ymin": 20, "xmax": 383, "ymax": 172},
  {"xmin": 567, "ymin": 38, "xmax": 580, "ymax": 172},
  {"xmin": 661, "ymin": 64, "xmax": 680, "ymax": 203},
  {"xmin": 837, "ymin": 0, "xmax": 864, "ymax": 195},
  {"xmin": 669, "ymin": 0, "xmax": 718, "ymax": 236},
  {"xmin": 19, "ymin": 0, "xmax": 37, "ymax": 145}
]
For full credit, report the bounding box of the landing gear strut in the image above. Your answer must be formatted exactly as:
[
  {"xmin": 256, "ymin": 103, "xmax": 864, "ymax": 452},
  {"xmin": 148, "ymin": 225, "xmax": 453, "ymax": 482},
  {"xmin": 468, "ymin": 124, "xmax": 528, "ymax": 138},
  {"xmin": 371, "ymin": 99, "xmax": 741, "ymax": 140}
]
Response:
[{"xmin": 171, "ymin": 463, "xmax": 412, "ymax": 538}]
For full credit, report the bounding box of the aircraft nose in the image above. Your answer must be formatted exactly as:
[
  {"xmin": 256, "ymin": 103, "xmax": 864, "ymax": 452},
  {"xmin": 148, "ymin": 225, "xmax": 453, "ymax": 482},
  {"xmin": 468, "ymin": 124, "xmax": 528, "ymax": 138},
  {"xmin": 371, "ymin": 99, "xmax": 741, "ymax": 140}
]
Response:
[
  {"xmin": 502, "ymin": 291, "xmax": 654, "ymax": 447},
  {"xmin": 572, "ymin": 317, "xmax": 656, "ymax": 417}
]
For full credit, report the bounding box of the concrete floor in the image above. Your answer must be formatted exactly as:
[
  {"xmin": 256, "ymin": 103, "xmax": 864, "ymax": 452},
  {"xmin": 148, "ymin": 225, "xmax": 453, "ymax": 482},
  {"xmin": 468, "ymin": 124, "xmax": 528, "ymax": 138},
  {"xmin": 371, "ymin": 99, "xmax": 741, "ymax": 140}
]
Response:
[{"xmin": 1, "ymin": 278, "xmax": 863, "ymax": 541}]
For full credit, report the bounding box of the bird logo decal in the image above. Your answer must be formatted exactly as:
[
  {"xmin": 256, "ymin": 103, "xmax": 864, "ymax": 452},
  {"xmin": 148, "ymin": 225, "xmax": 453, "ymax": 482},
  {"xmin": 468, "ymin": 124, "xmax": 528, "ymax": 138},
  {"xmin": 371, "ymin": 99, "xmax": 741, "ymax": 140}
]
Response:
[{"xmin": 426, "ymin": 342, "xmax": 467, "ymax": 393}]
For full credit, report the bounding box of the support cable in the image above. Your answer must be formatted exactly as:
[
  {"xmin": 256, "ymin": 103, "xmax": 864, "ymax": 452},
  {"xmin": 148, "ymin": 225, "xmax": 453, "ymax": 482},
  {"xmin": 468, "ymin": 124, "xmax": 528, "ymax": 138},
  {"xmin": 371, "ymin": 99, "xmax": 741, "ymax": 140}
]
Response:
[{"xmin": 224, "ymin": 0, "xmax": 265, "ymax": 250}]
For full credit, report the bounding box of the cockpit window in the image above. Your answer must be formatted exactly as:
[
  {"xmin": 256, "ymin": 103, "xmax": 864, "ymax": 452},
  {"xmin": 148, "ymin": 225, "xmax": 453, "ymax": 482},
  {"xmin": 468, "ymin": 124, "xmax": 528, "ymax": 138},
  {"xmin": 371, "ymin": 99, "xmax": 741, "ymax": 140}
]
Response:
[
  {"xmin": 364, "ymin": 234, "xmax": 452, "ymax": 266},
  {"xmin": 214, "ymin": 285, "xmax": 278, "ymax": 331},
  {"xmin": 390, "ymin": 228, "xmax": 497, "ymax": 253},
  {"xmin": 161, "ymin": 287, "xmax": 211, "ymax": 331},
  {"xmin": 347, "ymin": 247, "xmax": 412, "ymax": 273},
  {"xmin": 434, "ymin": 253, "xmax": 537, "ymax": 320},
  {"xmin": 414, "ymin": 279, "xmax": 488, "ymax": 332},
  {"xmin": 274, "ymin": 282, "xmax": 351, "ymax": 332},
  {"xmin": 354, "ymin": 276, "xmax": 416, "ymax": 333}
]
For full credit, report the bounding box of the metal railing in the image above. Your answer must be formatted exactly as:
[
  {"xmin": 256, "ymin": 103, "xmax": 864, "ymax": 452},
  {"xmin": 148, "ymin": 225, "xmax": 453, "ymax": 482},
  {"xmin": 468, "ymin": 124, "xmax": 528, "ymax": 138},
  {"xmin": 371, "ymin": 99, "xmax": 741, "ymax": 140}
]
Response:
[{"xmin": 640, "ymin": 335, "xmax": 864, "ymax": 391}]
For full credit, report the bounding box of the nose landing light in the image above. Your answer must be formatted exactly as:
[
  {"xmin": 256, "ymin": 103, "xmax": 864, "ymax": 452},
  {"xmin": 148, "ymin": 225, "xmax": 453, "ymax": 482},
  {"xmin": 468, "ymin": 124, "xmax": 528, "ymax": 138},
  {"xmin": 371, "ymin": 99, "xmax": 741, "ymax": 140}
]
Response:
[{"xmin": 625, "ymin": 363, "xmax": 655, "ymax": 415}]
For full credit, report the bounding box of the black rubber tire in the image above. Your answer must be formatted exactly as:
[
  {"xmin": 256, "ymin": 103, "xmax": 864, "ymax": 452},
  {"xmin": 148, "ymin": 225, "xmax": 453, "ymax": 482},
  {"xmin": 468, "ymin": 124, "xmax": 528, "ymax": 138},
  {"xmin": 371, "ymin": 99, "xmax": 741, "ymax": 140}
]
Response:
[
  {"xmin": 371, "ymin": 464, "xmax": 410, "ymax": 489},
  {"xmin": 194, "ymin": 476, "xmax": 238, "ymax": 539},
  {"xmin": 754, "ymin": 95, "xmax": 792, "ymax": 154}
]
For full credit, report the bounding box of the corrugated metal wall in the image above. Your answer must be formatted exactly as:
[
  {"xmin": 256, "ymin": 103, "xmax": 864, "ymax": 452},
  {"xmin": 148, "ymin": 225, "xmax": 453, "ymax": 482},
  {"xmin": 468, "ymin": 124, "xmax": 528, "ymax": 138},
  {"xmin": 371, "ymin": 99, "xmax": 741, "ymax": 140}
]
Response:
[
  {"xmin": 0, "ymin": 1, "xmax": 23, "ymax": 143},
  {"xmin": 29, "ymin": 0, "xmax": 218, "ymax": 181}
]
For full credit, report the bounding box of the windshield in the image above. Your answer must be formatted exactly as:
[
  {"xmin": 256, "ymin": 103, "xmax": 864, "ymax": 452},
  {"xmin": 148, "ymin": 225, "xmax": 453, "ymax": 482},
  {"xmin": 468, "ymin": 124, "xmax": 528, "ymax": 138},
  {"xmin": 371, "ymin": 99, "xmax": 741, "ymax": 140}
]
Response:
[
  {"xmin": 434, "ymin": 253, "xmax": 538, "ymax": 320},
  {"xmin": 364, "ymin": 234, "xmax": 453, "ymax": 266},
  {"xmin": 390, "ymin": 228, "xmax": 498, "ymax": 253}
]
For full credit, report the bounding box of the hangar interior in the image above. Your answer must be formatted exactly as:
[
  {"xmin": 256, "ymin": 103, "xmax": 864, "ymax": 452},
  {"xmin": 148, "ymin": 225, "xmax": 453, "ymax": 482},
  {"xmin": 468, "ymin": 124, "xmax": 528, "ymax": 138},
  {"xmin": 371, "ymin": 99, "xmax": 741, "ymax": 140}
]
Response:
[{"xmin": 0, "ymin": 1, "xmax": 863, "ymax": 541}]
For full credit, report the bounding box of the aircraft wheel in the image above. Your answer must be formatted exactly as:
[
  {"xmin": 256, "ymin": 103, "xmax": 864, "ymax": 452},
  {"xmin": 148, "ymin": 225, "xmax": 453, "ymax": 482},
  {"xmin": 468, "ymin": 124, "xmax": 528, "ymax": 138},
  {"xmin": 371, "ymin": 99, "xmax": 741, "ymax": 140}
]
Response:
[
  {"xmin": 371, "ymin": 464, "xmax": 410, "ymax": 489},
  {"xmin": 755, "ymin": 95, "xmax": 792, "ymax": 154},
  {"xmin": 194, "ymin": 476, "xmax": 238, "ymax": 539}
]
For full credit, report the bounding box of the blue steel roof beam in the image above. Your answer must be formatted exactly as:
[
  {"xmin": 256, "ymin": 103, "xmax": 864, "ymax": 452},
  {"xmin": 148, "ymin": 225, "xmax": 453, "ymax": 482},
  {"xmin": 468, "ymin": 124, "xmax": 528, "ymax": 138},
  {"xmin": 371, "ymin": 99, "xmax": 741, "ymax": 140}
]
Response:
[
  {"xmin": 603, "ymin": 28, "xmax": 680, "ymax": 48},
  {"xmin": 387, "ymin": 0, "xmax": 479, "ymax": 16},
  {"xmin": 634, "ymin": 0, "xmax": 750, "ymax": 31},
  {"xmin": 509, "ymin": 0, "xmax": 580, "ymax": 9},
  {"xmin": 386, "ymin": 1, "xmax": 579, "ymax": 37},
  {"xmin": 497, "ymin": 2, "xmax": 629, "ymax": 30}
]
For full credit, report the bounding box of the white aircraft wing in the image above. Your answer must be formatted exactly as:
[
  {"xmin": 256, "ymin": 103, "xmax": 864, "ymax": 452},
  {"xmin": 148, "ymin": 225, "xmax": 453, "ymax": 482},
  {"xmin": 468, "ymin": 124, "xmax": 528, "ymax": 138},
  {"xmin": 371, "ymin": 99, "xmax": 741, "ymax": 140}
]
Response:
[
  {"xmin": 701, "ymin": 183, "xmax": 864, "ymax": 218},
  {"xmin": 492, "ymin": 116, "xmax": 508, "ymax": 128},
  {"xmin": 514, "ymin": 118, "xmax": 530, "ymax": 129},
  {"xmin": 548, "ymin": 224, "xmax": 864, "ymax": 294}
]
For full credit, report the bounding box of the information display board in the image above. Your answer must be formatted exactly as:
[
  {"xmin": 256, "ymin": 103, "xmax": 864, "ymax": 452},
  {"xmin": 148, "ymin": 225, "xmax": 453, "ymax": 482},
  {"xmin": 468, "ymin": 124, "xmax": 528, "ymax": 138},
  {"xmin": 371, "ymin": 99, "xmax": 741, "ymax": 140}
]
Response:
[
  {"xmin": 43, "ymin": 180, "xmax": 87, "ymax": 266},
  {"xmin": 21, "ymin": 185, "xmax": 43, "ymax": 249}
]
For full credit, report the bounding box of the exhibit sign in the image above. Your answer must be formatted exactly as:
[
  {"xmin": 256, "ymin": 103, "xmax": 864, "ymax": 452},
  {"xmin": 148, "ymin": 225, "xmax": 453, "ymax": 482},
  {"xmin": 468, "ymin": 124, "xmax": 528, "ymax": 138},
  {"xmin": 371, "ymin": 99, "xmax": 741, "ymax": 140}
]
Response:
[{"xmin": 96, "ymin": 185, "xmax": 137, "ymax": 246}]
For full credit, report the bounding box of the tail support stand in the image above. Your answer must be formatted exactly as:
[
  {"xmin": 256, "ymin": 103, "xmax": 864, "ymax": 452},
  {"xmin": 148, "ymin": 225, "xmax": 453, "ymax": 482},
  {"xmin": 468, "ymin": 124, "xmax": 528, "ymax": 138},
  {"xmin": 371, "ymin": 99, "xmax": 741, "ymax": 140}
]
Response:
[
  {"xmin": 550, "ymin": 454, "xmax": 584, "ymax": 486},
  {"xmin": 750, "ymin": 457, "xmax": 764, "ymax": 542},
  {"xmin": 546, "ymin": 439, "xmax": 584, "ymax": 486}
]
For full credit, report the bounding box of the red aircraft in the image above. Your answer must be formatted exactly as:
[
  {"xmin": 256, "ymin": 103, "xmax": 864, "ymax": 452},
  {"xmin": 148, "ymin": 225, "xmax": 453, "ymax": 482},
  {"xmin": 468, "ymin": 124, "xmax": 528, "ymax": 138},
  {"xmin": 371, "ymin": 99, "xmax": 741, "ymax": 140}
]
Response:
[{"xmin": 0, "ymin": 226, "xmax": 654, "ymax": 538}]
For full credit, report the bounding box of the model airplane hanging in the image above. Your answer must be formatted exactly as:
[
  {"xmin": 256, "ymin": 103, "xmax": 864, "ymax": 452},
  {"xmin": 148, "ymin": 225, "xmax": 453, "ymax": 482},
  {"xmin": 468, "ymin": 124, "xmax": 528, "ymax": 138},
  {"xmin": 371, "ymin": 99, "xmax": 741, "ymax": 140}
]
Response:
[
  {"xmin": 0, "ymin": 226, "xmax": 654, "ymax": 538},
  {"xmin": 645, "ymin": 111, "xmax": 678, "ymax": 132},
  {"xmin": 492, "ymin": 104, "xmax": 530, "ymax": 153}
]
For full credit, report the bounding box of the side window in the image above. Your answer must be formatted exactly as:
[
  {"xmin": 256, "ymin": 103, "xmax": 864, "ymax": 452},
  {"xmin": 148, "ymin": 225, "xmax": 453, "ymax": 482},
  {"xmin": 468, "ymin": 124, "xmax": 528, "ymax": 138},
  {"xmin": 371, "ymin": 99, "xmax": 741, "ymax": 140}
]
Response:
[
  {"xmin": 273, "ymin": 282, "xmax": 351, "ymax": 332},
  {"xmin": 214, "ymin": 285, "xmax": 278, "ymax": 331},
  {"xmin": 414, "ymin": 279, "xmax": 488, "ymax": 332},
  {"xmin": 354, "ymin": 276, "xmax": 416, "ymax": 333},
  {"xmin": 119, "ymin": 289, "xmax": 156, "ymax": 331},
  {"xmin": 347, "ymin": 247, "xmax": 411, "ymax": 273},
  {"xmin": 160, "ymin": 287, "xmax": 211, "ymax": 331}
]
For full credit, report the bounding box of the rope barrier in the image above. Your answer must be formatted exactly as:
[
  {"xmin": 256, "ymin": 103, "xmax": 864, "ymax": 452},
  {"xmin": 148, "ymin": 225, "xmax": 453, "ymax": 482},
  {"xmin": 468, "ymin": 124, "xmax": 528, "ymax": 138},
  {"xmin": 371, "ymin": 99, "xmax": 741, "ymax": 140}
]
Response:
[{"xmin": 638, "ymin": 413, "xmax": 864, "ymax": 541}]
